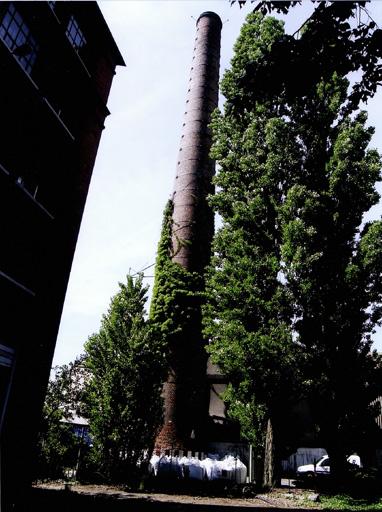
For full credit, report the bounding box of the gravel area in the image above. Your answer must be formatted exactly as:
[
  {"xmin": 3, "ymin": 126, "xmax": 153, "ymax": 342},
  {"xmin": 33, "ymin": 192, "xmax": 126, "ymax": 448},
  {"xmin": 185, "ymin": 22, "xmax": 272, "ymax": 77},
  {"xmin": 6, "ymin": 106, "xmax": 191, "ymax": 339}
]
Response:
[{"xmin": 34, "ymin": 483, "xmax": 320, "ymax": 509}]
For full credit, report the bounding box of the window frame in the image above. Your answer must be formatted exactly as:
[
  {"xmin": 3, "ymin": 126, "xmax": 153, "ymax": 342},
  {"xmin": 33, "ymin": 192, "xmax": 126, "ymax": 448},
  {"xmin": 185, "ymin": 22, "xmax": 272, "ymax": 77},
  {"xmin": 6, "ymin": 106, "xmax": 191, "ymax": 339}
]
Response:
[
  {"xmin": 0, "ymin": 2, "xmax": 39, "ymax": 75},
  {"xmin": 65, "ymin": 15, "xmax": 86, "ymax": 50}
]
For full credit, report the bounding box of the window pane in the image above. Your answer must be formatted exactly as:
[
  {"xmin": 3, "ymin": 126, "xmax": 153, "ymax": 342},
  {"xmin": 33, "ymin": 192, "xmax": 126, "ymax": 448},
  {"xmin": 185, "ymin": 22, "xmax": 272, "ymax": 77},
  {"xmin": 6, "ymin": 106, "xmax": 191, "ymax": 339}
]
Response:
[
  {"xmin": 66, "ymin": 15, "xmax": 86, "ymax": 49},
  {"xmin": 14, "ymin": 11, "xmax": 22, "ymax": 25},
  {"xmin": 0, "ymin": 3, "xmax": 38, "ymax": 76},
  {"xmin": 0, "ymin": 344, "xmax": 15, "ymax": 431},
  {"xmin": 8, "ymin": 20, "xmax": 19, "ymax": 38},
  {"xmin": 16, "ymin": 32, "xmax": 26, "ymax": 46},
  {"xmin": 4, "ymin": 34, "xmax": 13, "ymax": 47},
  {"xmin": 2, "ymin": 12, "xmax": 11, "ymax": 29}
]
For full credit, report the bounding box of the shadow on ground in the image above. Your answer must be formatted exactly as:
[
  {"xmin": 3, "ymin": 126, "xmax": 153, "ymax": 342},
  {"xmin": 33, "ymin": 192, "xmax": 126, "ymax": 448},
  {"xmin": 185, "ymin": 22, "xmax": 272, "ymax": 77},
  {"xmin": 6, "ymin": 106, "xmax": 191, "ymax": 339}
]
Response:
[{"xmin": 14, "ymin": 486, "xmax": 336, "ymax": 512}]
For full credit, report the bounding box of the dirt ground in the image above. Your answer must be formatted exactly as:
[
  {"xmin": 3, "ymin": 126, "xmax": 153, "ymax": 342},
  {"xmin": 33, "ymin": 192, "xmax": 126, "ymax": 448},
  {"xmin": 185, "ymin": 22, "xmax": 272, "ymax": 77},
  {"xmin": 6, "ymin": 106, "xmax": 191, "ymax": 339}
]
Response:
[{"xmin": 35, "ymin": 482, "xmax": 320, "ymax": 509}]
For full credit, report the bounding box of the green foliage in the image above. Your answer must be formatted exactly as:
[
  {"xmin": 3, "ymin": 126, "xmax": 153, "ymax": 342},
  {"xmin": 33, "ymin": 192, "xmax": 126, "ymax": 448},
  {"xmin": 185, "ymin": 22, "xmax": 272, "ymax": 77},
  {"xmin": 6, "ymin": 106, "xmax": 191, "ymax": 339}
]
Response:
[
  {"xmin": 84, "ymin": 274, "xmax": 165, "ymax": 483},
  {"xmin": 150, "ymin": 199, "xmax": 212, "ymax": 441},
  {"xmin": 204, "ymin": 8, "xmax": 382, "ymax": 477},
  {"xmin": 205, "ymin": 13, "xmax": 305, "ymax": 456},
  {"xmin": 150, "ymin": 199, "xmax": 205, "ymax": 365},
  {"xmin": 231, "ymin": 2, "xmax": 382, "ymax": 114},
  {"xmin": 36, "ymin": 422, "xmax": 78, "ymax": 481},
  {"xmin": 321, "ymin": 494, "xmax": 382, "ymax": 511},
  {"xmin": 35, "ymin": 357, "xmax": 87, "ymax": 480},
  {"xmin": 232, "ymin": 1, "xmax": 300, "ymax": 14}
]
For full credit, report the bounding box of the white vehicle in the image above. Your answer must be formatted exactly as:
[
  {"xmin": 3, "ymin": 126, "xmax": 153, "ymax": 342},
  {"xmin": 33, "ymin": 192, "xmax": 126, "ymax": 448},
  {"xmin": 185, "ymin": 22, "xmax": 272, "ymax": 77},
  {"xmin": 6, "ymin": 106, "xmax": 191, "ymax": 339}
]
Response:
[{"xmin": 297, "ymin": 454, "xmax": 361, "ymax": 478}]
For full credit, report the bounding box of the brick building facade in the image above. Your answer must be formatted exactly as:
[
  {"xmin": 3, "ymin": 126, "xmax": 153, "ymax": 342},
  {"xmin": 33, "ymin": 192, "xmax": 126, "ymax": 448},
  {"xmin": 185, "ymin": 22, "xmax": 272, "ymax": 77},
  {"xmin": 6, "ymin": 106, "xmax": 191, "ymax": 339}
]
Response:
[{"xmin": 0, "ymin": 3, "xmax": 124, "ymax": 508}]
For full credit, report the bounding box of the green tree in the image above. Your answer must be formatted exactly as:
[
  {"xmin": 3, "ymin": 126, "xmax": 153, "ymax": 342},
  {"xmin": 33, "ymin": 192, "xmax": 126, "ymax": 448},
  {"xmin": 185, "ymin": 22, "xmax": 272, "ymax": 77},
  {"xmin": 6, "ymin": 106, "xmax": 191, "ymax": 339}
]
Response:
[
  {"xmin": 36, "ymin": 357, "xmax": 87, "ymax": 480},
  {"xmin": 84, "ymin": 274, "xmax": 165, "ymax": 483},
  {"xmin": 231, "ymin": 2, "xmax": 382, "ymax": 119},
  {"xmin": 204, "ymin": 10, "xmax": 382, "ymax": 485}
]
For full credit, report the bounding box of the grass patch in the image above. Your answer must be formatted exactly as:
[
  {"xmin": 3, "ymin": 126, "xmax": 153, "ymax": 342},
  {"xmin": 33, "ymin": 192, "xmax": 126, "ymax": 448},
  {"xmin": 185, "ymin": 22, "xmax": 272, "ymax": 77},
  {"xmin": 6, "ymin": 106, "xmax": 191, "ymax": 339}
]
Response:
[{"xmin": 320, "ymin": 494, "xmax": 382, "ymax": 511}]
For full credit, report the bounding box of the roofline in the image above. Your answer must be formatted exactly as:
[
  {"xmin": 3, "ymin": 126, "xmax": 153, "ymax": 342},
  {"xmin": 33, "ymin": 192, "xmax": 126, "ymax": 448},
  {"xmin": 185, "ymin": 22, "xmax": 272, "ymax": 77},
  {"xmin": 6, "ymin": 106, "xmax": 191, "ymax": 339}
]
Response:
[{"xmin": 95, "ymin": 2, "xmax": 126, "ymax": 67}]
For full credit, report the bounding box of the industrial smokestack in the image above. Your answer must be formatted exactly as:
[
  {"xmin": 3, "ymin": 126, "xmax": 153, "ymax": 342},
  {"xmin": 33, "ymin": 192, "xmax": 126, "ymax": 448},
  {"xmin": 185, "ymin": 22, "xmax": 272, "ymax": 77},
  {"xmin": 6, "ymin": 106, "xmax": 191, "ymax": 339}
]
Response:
[
  {"xmin": 172, "ymin": 11, "xmax": 222, "ymax": 272},
  {"xmin": 155, "ymin": 12, "xmax": 222, "ymax": 452}
]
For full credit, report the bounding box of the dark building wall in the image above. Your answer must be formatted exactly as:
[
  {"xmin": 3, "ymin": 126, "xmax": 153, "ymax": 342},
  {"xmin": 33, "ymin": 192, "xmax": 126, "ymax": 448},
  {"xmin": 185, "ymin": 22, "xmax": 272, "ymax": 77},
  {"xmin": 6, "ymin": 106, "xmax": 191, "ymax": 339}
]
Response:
[{"xmin": 0, "ymin": 2, "xmax": 124, "ymax": 509}]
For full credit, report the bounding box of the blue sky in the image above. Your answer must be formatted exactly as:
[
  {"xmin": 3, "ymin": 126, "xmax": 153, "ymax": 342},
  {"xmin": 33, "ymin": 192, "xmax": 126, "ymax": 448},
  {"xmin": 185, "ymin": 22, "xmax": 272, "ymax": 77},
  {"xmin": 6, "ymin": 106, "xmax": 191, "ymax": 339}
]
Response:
[{"xmin": 53, "ymin": 1, "xmax": 382, "ymax": 366}]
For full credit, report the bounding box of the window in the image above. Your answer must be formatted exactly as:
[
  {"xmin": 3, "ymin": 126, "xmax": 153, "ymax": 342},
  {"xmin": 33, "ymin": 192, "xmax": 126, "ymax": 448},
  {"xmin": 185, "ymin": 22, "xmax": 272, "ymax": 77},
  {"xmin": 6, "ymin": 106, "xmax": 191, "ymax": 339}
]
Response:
[
  {"xmin": 0, "ymin": 344, "xmax": 15, "ymax": 432},
  {"xmin": 66, "ymin": 15, "xmax": 86, "ymax": 50},
  {"xmin": 0, "ymin": 3, "xmax": 38, "ymax": 75}
]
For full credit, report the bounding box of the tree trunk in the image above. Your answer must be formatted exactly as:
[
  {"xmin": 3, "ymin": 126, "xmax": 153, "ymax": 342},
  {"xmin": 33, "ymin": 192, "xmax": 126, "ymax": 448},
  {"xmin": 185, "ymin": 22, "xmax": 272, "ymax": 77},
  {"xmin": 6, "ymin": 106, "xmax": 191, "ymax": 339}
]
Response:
[
  {"xmin": 263, "ymin": 418, "xmax": 276, "ymax": 490},
  {"xmin": 327, "ymin": 445, "xmax": 347, "ymax": 484}
]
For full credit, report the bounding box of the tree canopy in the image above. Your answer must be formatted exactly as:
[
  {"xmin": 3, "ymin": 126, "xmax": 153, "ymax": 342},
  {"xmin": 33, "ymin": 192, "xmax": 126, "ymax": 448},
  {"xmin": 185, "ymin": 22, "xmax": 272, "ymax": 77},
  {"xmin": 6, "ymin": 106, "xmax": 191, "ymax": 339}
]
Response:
[
  {"xmin": 231, "ymin": 1, "xmax": 382, "ymax": 115},
  {"xmin": 84, "ymin": 274, "xmax": 165, "ymax": 482},
  {"xmin": 204, "ymin": 6, "xmax": 382, "ymax": 484},
  {"xmin": 36, "ymin": 356, "xmax": 87, "ymax": 480}
]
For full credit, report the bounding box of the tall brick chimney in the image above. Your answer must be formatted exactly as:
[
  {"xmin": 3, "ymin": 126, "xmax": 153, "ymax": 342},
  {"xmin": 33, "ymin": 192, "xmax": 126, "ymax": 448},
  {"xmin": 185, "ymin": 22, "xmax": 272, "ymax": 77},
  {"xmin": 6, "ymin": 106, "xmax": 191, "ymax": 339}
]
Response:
[
  {"xmin": 171, "ymin": 11, "xmax": 222, "ymax": 273},
  {"xmin": 155, "ymin": 12, "xmax": 222, "ymax": 452}
]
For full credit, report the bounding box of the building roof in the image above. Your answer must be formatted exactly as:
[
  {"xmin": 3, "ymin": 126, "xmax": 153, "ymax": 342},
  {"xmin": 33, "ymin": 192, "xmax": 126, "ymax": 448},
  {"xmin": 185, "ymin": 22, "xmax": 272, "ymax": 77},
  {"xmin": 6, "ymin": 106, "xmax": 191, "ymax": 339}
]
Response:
[
  {"xmin": 61, "ymin": 413, "xmax": 89, "ymax": 427},
  {"xmin": 86, "ymin": 2, "xmax": 126, "ymax": 67}
]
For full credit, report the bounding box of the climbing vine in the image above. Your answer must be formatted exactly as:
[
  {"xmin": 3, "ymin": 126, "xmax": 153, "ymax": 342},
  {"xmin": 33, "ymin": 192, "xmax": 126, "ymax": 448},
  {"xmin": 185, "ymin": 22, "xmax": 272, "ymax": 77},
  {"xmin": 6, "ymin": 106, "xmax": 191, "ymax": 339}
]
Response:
[{"xmin": 150, "ymin": 199, "xmax": 205, "ymax": 359}]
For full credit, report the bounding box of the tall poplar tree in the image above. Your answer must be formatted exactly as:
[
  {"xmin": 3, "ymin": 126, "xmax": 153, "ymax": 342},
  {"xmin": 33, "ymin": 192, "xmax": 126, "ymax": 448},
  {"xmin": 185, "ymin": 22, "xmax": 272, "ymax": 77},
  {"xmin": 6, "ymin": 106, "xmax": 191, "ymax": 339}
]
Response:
[
  {"xmin": 84, "ymin": 275, "xmax": 165, "ymax": 482},
  {"xmin": 204, "ymin": 9, "xmax": 382, "ymax": 485}
]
